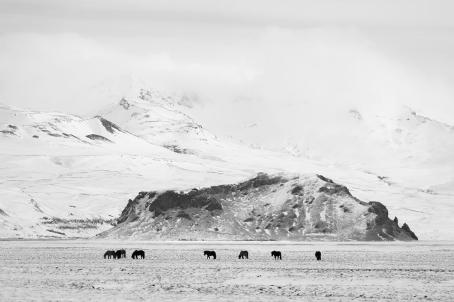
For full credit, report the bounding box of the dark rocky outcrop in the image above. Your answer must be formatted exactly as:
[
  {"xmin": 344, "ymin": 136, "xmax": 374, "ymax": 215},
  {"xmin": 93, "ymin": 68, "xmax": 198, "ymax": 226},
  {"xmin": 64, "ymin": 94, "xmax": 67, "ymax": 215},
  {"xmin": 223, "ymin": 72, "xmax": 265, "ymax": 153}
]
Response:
[
  {"xmin": 163, "ymin": 144, "xmax": 191, "ymax": 154},
  {"xmin": 365, "ymin": 202, "xmax": 418, "ymax": 240},
  {"xmin": 117, "ymin": 198, "xmax": 139, "ymax": 224},
  {"xmin": 401, "ymin": 223, "xmax": 418, "ymax": 240},
  {"xmin": 148, "ymin": 190, "xmax": 223, "ymax": 216},
  {"xmin": 0, "ymin": 130, "xmax": 16, "ymax": 135},
  {"xmin": 96, "ymin": 117, "xmax": 122, "ymax": 133},
  {"xmin": 99, "ymin": 173, "xmax": 418, "ymax": 241},
  {"xmin": 86, "ymin": 134, "xmax": 112, "ymax": 142}
]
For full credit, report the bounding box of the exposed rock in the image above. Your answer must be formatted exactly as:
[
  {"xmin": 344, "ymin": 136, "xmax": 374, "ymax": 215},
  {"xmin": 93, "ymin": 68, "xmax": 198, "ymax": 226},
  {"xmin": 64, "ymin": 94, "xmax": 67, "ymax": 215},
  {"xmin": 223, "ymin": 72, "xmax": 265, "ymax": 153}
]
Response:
[
  {"xmin": 99, "ymin": 173, "xmax": 418, "ymax": 241},
  {"xmin": 148, "ymin": 191, "xmax": 222, "ymax": 216},
  {"xmin": 85, "ymin": 134, "xmax": 112, "ymax": 143},
  {"xmin": 176, "ymin": 211, "xmax": 192, "ymax": 220},
  {"xmin": 119, "ymin": 98, "xmax": 131, "ymax": 110},
  {"xmin": 291, "ymin": 185, "xmax": 303, "ymax": 195},
  {"xmin": 365, "ymin": 202, "xmax": 417, "ymax": 241},
  {"xmin": 1, "ymin": 130, "xmax": 16, "ymax": 135},
  {"xmin": 401, "ymin": 223, "xmax": 418, "ymax": 240},
  {"xmin": 163, "ymin": 144, "xmax": 191, "ymax": 154},
  {"xmin": 96, "ymin": 117, "xmax": 122, "ymax": 133}
]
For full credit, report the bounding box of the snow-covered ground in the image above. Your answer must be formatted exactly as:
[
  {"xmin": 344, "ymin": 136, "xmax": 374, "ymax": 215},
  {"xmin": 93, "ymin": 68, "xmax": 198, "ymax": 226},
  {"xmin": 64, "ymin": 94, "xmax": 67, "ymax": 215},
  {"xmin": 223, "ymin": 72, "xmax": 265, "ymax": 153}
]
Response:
[{"xmin": 0, "ymin": 240, "xmax": 453, "ymax": 301}]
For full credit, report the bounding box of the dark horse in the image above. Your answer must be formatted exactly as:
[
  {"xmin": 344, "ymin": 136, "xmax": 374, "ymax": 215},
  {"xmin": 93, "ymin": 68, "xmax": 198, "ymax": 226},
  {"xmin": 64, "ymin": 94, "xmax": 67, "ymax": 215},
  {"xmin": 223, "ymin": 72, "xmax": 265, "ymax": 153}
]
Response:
[
  {"xmin": 104, "ymin": 250, "xmax": 116, "ymax": 259},
  {"xmin": 238, "ymin": 250, "xmax": 249, "ymax": 259},
  {"xmin": 131, "ymin": 250, "xmax": 145, "ymax": 259},
  {"xmin": 115, "ymin": 249, "xmax": 126, "ymax": 259},
  {"xmin": 204, "ymin": 250, "xmax": 216, "ymax": 259},
  {"xmin": 271, "ymin": 251, "xmax": 282, "ymax": 260},
  {"xmin": 315, "ymin": 251, "xmax": 322, "ymax": 261}
]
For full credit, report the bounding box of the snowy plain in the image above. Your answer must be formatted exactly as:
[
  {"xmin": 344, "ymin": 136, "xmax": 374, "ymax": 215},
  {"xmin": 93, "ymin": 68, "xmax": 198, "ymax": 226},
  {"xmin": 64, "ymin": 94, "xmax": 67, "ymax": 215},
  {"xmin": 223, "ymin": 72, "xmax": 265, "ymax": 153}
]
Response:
[{"xmin": 0, "ymin": 240, "xmax": 453, "ymax": 301}]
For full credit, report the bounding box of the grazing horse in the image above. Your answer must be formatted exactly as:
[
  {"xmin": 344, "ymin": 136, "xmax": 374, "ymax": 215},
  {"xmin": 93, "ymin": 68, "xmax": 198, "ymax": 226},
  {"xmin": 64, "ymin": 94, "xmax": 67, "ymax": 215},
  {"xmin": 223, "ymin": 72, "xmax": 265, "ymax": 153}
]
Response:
[
  {"xmin": 271, "ymin": 251, "xmax": 282, "ymax": 260},
  {"xmin": 203, "ymin": 250, "xmax": 216, "ymax": 259},
  {"xmin": 315, "ymin": 251, "xmax": 322, "ymax": 261},
  {"xmin": 132, "ymin": 250, "xmax": 145, "ymax": 259},
  {"xmin": 114, "ymin": 249, "xmax": 126, "ymax": 259},
  {"xmin": 116, "ymin": 249, "xmax": 126, "ymax": 259},
  {"xmin": 104, "ymin": 250, "xmax": 116, "ymax": 259},
  {"xmin": 238, "ymin": 250, "xmax": 249, "ymax": 259}
]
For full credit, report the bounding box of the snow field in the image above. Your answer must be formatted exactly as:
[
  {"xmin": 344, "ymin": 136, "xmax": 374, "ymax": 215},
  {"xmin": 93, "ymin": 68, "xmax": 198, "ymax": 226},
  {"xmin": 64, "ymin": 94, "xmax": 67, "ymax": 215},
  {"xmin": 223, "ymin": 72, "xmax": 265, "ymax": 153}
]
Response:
[{"xmin": 0, "ymin": 240, "xmax": 453, "ymax": 301}]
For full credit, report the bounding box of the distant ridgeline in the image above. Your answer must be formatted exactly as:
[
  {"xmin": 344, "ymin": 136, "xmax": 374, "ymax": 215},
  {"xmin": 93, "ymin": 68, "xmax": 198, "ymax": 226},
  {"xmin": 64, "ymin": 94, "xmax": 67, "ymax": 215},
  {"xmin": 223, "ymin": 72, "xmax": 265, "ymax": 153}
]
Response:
[{"xmin": 99, "ymin": 173, "xmax": 418, "ymax": 241}]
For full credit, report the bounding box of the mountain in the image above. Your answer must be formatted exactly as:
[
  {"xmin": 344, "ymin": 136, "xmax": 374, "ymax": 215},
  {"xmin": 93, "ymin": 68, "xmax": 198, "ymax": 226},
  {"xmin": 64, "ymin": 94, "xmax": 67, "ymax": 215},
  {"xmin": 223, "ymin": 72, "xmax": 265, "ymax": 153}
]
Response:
[
  {"xmin": 0, "ymin": 103, "xmax": 175, "ymax": 237},
  {"xmin": 0, "ymin": 99, "xmax": 298, "ymax": 238},
  {"xmin": 0, "ymin": 87, "xmax": 453, "ymax": 240},
  {"xmin": 98, "ymin": 173, "xmax": 418, "ymax": 241}
]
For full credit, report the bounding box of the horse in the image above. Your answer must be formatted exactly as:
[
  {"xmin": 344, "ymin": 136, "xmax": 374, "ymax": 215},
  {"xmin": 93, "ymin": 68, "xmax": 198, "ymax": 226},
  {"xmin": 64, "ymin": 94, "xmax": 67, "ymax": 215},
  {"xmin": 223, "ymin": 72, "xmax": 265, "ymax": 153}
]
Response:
[
  {"xmin": 315, "ymin": 251, "xmax": 322, "ymax": 261},
  {"xmin": 131, "ymin": 250, "xmax": 145, "ymax": 259},
  {"xmin": 114, "ymin": 249, "xmax": 126, "ymax": 259},
  {"xmin": 238, "ymin": 250, "xmax": 249, "ymax": 259},
  {"xmin": 204, "ymin": 250, "xmax": 216, "ymax": 259},
  {"xmin": 271, "ymin": 251, "xmax": 282, "ymax": 260},
  {"xmin": 116, "ymin": 249, "xmax": 126, "ymax": 259},
  {"xmin": 104, "ymin": 250, "xmax": 116, "ymax": 259}
]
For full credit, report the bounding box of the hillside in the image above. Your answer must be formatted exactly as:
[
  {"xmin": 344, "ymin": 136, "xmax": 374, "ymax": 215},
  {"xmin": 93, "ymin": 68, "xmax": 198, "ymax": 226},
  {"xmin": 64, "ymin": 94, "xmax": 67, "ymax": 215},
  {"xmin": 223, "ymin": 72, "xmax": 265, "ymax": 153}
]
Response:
[
  {"xmin": 99, "ymin": 173, "xmax": 418, "ymax": 241},
  {"xmin": 0, "ymin": 88, "xmax": 453, "ymax": 240}
]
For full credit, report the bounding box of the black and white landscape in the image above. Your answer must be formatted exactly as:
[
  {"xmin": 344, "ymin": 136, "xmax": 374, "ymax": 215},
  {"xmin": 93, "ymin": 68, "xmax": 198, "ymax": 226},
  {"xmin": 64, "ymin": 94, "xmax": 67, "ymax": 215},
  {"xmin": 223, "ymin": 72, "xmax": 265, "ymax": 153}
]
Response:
[
  {"xmin": 1, "ymin": 0, "xmax": 454, "ymax": 301},
  {"xmin": 0, "ymin": 89, "xmax": 451, "ymax": 241}
]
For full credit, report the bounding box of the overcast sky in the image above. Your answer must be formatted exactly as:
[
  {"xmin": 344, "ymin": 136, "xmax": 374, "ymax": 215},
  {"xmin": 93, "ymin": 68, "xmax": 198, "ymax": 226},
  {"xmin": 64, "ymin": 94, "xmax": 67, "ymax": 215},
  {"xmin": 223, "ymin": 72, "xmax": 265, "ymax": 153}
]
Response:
[{"xmin": 1, "ymin": 0, "xmax": 454, "ymax": 125}]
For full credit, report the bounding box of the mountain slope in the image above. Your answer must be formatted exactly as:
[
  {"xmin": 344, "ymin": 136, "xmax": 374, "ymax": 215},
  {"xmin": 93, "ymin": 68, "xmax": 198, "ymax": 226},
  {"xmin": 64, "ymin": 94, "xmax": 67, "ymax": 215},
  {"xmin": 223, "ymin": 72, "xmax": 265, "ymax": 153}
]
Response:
[
  {"xmin": 0, "ymin": 100, "xmax": 303, "ymax": 238},
  {"xmin": 0, "ymin": 88, "xmax": 453, "ymax": 240},
  {"xmin": 99, "ymin": 173, "xmax": 418, "ymax": 241}
]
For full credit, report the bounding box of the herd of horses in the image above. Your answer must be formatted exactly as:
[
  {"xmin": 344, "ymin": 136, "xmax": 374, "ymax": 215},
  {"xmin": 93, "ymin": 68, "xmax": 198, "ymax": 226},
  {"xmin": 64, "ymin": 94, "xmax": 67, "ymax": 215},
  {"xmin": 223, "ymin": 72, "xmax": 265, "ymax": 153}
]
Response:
[
  {"xmin": 104, "ymin": 249, "xmax": 144, "ymax": 259},
  {"xmin": 105, "ymin": 249, "xmax": 322, "ymax": 261},
  {"xmin": 203, "ymin": 250, "xmax": 322, "ymax": 260}
]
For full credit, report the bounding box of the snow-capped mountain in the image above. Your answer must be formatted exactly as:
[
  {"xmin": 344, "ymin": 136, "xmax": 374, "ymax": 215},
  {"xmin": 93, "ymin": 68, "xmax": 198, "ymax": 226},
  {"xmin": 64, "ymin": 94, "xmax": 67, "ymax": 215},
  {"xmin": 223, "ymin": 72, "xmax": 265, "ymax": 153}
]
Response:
[
  {"xmin": 293, "ymin": 106, "xmax": 454, "ymax": 170},
  {"xmin": 99, "ymin": 173, "xmax": 418, "ymax": 241},
  {"xmin": 0, "ymin": 88, "xmax": 453, "ymax": 240},
  {"xmin": 0, "ymin": 96, "xmax": 296, "ymax": 238}
]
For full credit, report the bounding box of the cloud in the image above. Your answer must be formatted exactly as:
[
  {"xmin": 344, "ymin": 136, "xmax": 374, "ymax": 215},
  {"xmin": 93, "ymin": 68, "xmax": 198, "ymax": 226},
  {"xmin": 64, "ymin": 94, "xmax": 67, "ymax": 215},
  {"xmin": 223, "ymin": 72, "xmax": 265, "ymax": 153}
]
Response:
[
  {"xmin": 191, "ymin": 26, "xmax": 454, "ymax": 144},
  {"xmin": 0, "ymin": 24, "xmax": 453, "ymax": 156},
  {"xmin": 0, "ymin": 32, "xmax": 256, "ymax": 113}
]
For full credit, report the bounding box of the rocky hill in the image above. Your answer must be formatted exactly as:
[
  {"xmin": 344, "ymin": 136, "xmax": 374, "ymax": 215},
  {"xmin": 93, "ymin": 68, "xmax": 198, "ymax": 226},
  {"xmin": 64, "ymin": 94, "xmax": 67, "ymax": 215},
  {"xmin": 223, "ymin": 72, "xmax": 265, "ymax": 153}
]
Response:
[{"xmin": 99, "ymin": 173, "xmax": 418, "ymax": 241}]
